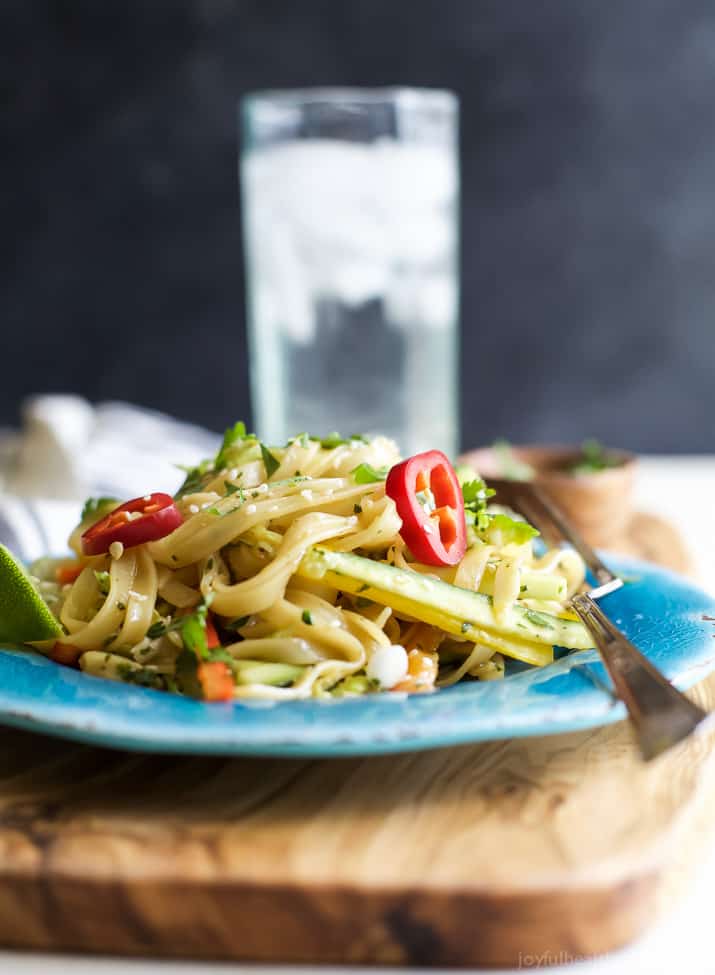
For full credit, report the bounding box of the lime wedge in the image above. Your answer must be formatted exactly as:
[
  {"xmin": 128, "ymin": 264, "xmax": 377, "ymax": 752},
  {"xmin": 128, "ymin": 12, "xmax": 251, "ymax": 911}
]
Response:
[{"xmin": 0, "ymin": 544, "xmax": 62, "ymax": 643}]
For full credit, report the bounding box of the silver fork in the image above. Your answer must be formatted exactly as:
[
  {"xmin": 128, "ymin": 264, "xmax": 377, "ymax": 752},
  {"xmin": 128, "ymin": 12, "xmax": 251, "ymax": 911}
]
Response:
[{"xmin": 496, "ymin": 481, "xmax": 709, "ymax": 760}]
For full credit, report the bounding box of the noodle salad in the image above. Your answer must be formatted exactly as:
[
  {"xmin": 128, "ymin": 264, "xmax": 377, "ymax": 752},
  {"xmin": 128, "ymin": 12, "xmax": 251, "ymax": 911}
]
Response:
[{"xmin": 28, "ymin": 425, "xmax": 594, "ymax": 701}]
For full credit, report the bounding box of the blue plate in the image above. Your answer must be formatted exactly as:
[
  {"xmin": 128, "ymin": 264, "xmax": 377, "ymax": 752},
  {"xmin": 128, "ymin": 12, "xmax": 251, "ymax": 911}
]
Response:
[{"xmin": 0, "ymin": 555, "xmax": 713, "ymax": 756}]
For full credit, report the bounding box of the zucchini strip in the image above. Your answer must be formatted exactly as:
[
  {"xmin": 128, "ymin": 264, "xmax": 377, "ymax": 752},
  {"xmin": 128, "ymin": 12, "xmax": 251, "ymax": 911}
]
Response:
[{"xmin": 298, "ymin": 546, "xmax": 593, "ymax": 652}]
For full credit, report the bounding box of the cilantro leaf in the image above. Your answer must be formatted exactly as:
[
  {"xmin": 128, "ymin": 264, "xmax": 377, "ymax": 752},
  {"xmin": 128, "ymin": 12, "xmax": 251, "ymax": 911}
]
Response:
[
  {"xmin": 224, "ymin": 615, "xmax": 249, "ymax": 632},
  {"xmin": 352, "ymin": 463, "xmax": 388, "ymax": 484},
  {"xmin": 116, "ymin": 663, "xmax": 165, "ymax": 691},
  {"xmin": 320, "ymin": 432, "xmax": 370, "ymax": 448},
  {"xmin": 224, "ymin": 481, "xmax": 244, "ymax": 499},
  {"xmin": 569, "ymin": 439, "xmax": 616, "ymax": 475},
  {"xmin": 319, "ymin": 432, "xmax": 347, "ymax": 449},
  {"xmin": 215, "ymin": 421, "xmax": 248, "ymax": 470},
  {"xmin": 487, "ymin": 513, "xmax": 539, "ymax": 545},
  {"xmin": 80, "ymin": 496, "xmax": 118, "ymax": 522},
  {"xmin": 175, "ymin": 459, "xmax": 212, "ymax": 498},
  {"xmin": 460, "ymin": 477, "xmax": 495, "ymax": 532},
  {"xmin": 181, "ymin": 600, "xmax": 211, "ymax": 659},
  {"xmin": 175, "ymin": 647, "xmax": 201, "ymax": 697},
  {"xmin": 93, "ymin": 570, "xmax": 110, "ymax": 596},
  {"xmin": 301, "ymin": 609, "xmax": 313, "ymax": 625},
  {"xmin": 260, "ymin": 442, "xmax": 280, "ymax": 478}
]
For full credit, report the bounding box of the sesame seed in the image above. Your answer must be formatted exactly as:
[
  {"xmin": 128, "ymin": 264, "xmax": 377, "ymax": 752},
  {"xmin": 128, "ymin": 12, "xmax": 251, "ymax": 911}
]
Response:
[
  {"xmin": 245, "ymin": 504, "xmax": 257, "ymax": 515},
  {"xmin": 300, "ymin": 489, "xmax": 313, "ymax": 500},
  {"xmin": 109, "ymin": 541, "xmax": 124, "ymax": 560},
  {"xmin": 188, "ymin": 504, "xmax": 199, "ymax": 514}
]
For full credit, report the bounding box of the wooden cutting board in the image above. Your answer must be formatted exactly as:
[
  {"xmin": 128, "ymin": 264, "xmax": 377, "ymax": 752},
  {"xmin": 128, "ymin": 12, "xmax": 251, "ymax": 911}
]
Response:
[{"xmin": 0, "ymin": 512, "xmax": 710, "ymax": 968}]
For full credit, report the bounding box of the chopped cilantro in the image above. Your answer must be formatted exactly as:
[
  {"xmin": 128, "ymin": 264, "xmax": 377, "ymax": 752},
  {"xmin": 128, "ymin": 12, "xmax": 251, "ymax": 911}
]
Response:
[
  {"xmin": 181, "ymin": 598, "xmax": 214, "ymax": 659},
  {"xmin": 81, "ymin": 496, "xmax": 118, "ymax": 522},
  {"xmin": 146, "ymin": 619, "xmax": 169, "ymax": 640},
  {"xmin": 301, "ymin": 609, "xmax": 313, "ymax": 625},
  {"xmin": 569, "ymin": 439, "xmax": 618, "ymax": 475},
  {"xmin": 352, "ymin": 462, "xmax": 388, "ymax": 484},
  {"xmin": 260, "ymin": 442, "xmax": 280, "ymax": 478},
  {"xmin": 225, "ymin": 615, "xmax": 249, "ymax": 632},
  {"xmin": 175, "ymin": 459, "xmax": 212, "ymax": 498},
  {"xmin": 461, "ymin": 477, "xmax": 495, "ymax": 532},
  {"xmin": 306, "ymin": 432, "xmax": 369, "ymax": 449},
  {"xmin": 524, "ymin": 609, "xmax": 554, "ymax": 630},
  {"xmin": 224, "ymin": 481, "xmax": 244, "ymax": 498},
  {"xmin": 318, "ymin": 431, "xmax": 347, "ymax": 449},
  {"xmin": 117, "ymin": 663, "xmax": 165, "ymax": 690},
  {"xmin": 488, "ymin": 513, "xmax": 539, "ymax": 545},
  {"xmin": 93, "ymin": 570, "xmax": 110, "ymax": 595},
  {"xmin": 215, "ymin": 421, "xmax": 248, "ymax": 470},
  {"xmin": 175, "ymin": 647, "xmax": 201, "ymax": 697}
]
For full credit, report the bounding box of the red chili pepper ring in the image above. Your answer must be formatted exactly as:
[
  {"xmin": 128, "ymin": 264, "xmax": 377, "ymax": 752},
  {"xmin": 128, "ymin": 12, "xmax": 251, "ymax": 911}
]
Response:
[
  {"xmin": 385, "ymin": 450, "xmax": 467, "ymax": 567},
  {"xmin": 81, "ymin": 493, "xmax": 183, "ymax": 556}
]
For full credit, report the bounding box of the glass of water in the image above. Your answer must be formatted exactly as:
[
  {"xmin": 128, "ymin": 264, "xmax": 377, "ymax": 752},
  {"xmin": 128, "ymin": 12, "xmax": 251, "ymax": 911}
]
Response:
[{"xmin": 240, "ymin": 88, "xmax": 459, "ymax": 458}]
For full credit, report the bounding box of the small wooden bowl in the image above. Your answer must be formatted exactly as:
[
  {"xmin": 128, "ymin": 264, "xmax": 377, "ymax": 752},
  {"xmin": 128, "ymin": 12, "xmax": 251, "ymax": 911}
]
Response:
[{"xmin": 459, "ymin": 444, "xmax": 637, "ymax": 549}]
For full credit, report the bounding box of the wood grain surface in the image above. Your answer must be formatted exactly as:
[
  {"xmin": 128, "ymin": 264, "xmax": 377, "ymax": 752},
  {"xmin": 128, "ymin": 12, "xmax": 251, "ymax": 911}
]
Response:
[{"xmin": 0, "ymin": 511, "xmax": 708, "ymax": 967}]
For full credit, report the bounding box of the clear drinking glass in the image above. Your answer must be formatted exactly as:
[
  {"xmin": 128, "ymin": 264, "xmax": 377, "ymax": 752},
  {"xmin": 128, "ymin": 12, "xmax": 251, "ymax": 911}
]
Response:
[{"xmin": 240, "ymin": 88, "xmax": 459, "ymax": 458}]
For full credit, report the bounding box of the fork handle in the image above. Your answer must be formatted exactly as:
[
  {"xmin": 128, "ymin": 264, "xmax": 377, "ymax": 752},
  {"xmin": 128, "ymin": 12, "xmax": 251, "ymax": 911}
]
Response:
[{"xmin": 571, "ymin": 593, "xmax": 709, "ymax": 759}]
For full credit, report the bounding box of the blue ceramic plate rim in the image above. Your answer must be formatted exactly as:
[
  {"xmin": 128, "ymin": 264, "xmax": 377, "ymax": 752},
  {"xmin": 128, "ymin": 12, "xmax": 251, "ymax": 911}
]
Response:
[{"xmin": 0, "ymin": 554, "xmax": 713, "ymax": 756}]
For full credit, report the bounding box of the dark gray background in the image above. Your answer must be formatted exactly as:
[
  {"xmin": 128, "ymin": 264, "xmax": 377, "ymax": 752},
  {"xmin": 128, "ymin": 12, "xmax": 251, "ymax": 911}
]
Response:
[{"xmin": 2, "ymin": 1, "xmax": 714, "ymax": 451}]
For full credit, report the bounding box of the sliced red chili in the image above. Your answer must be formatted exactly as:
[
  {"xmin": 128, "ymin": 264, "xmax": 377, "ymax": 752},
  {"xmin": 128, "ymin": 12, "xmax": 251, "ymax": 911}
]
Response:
[
  {"xmin": 81, "ymin": 493, "xmax": 183, "ymax": 556},
  {"xmin": 385, "ymin": 450, "xmax": 467, "ymax": 567},
  {"xmin": 197, "ymin": 661, "xmax": 234, "ymax": 701}
]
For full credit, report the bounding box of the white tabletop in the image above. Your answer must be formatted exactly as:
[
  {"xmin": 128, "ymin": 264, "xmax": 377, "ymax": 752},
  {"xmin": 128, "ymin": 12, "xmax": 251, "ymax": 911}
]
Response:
[{"xmin": 1, "ymin": 455, "xmax": 714, "ymax": 975}]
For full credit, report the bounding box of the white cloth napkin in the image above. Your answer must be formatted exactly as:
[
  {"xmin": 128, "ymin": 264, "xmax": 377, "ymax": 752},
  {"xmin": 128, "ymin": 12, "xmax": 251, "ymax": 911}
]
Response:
[{"xmin": 0, "ymin": 395, "xmax": 220, "ymax": 561}]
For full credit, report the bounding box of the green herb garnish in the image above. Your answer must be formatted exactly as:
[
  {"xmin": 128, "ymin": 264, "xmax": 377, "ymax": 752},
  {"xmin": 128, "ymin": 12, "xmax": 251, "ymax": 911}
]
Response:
[
  {"xmin": 224, "ymin": 616, "xmax": 249, "ymax": 632},
  {"xmin": 301, "ymin": 609, "xmax": 313, "ymax": 625},
  {"xmin": 260, "ymin": 442, "xmax": 280, "ymax": 478},
  {"xmin": 569, "ymin": 439, "xmax": 618, "ymax": 475},
  {"xmin": 175, "ymin": 459, "xmax": 212, "ymax": 498},
  {"xmin": 488, "ymin": 513, "xmax": 539, "ymax": 545},
  {"xmin": 352, "ymin": 463, "xmax": 388, "ymax": 484},
  {"xmin": 81, "ymin": 496, "xmax": 118, "ymax": 522},
  {"xmin": 116, "ymin": 663, "xmax": 165, "ymax": 690},
  {"xmin": 461, "ymin": 476, "xmax": 495, "ymax": 532},
  {"xmin": 93, "ymin": 570, "xmax": 110, "ymax": 595},
  {"xmin": 215, "ymin": 421, "xmax": 248, "ymax": 470}
]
